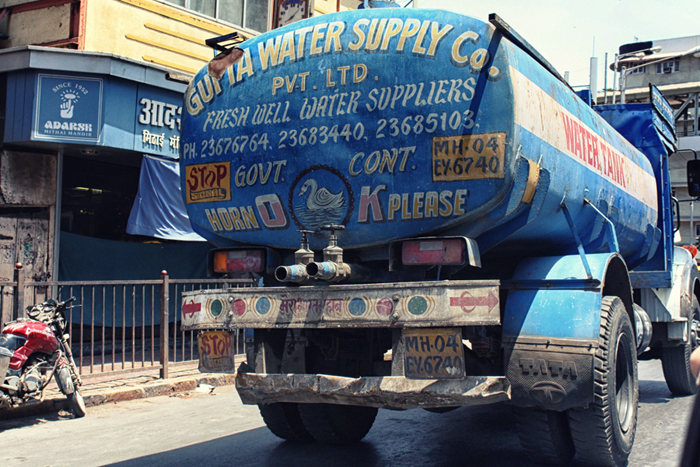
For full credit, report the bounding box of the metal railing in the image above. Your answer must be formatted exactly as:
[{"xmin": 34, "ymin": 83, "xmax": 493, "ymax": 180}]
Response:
[{"xmin": 5, "ymin": 264, "xmax": 252, "ymax": 379}]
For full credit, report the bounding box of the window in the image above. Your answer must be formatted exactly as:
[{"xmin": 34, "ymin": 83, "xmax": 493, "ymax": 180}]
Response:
[
  {"xmin": 629, "ymin": 65, "xmax": 646, "ymax": 74},
  {"xmin": 61, "ymin": 156, "xmax": 140, "ymax": 241},
  {"xmin": 167, "ymin": 0, "xmax": 270, "ymax": 32},
  {"xmin": 657, "ymin": 59, "xmax": 680, "ymax": 74}
]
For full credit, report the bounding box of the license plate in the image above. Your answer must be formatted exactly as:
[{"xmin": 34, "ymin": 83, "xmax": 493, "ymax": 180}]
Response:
[
  {"xmin": 403, "ymin": 328, "xmax": 465, "ymax": 379},
  {"xmin": 198, "ymin": 331, "xmax": 235, "ymax": 373}
]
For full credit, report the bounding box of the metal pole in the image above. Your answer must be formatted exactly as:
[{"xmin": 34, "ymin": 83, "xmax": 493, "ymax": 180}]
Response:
[
  {"xmin": 612, "ymin": 53, "xmax": 618, "ymax": 104},
  {"xmin": 693, "ymin": 90, "xmax": 700, "ymax": 136},
  {"xmin": 52, "ymin": 149, "xmax": 63, "ymax": 299},
  {"xmin": 160, "ymin": 270, "xmax": 169, "ymax": 379},
  {"xmin": 604, "ymin": 52, "xmax": 608, "ymax": 104},
  {"xmin": 14, "ymin": 263, "xmax": 23, "ymax": 321},
  {"xmin": 692, "ymin": 201, "xmax": 695, "ymax": 245},
  {"xmin": 589, "ymin": 57, "xmax": 598, "ymax": 105},
  {"xmin": 620, "ymin": 66, "xmax": 627, "ymax": 104}
]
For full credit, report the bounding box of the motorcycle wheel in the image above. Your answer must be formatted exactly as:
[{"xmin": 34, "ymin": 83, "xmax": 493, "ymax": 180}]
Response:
[
  {"xmin": 55, "ymin": 366, "xmax": 74, "ymax": 395},
  {"xmin": 67, "ymin": 389, "xmax": 87, "ymax": 418}
]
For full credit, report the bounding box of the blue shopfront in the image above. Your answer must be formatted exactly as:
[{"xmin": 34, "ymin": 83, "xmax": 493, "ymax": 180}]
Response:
[{"xmin": 0, "ymin": 47, "xmax": 209, "ymax": 324}]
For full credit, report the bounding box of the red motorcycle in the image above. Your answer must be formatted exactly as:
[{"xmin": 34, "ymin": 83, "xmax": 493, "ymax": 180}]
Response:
[{"xmin": 0, "ymin": 297, "xmax": 86, "ymax": 417}]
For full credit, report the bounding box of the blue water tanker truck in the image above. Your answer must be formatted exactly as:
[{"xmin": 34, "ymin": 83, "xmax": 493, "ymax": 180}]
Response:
[{"xmin": 180, "ymin": 4, "xmax": 699, "ymax": 466}]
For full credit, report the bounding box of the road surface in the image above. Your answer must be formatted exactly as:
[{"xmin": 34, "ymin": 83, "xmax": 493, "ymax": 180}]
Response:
[{"xmin": 0, "ymin": 360, "xmax": 695, "ymax": 467}]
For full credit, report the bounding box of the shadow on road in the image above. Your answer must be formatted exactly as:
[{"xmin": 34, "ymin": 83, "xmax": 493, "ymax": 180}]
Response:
[
  {"xmin": 639, "ymin": 378, "xmax": 685, "ymax": 404},
  {"xmin": 0, "ymin": 409, "xmax": 76, "ymax": 431},
  {"xmin": 103, "ymin": 402, "xmax": 599, "ymax": 467}
]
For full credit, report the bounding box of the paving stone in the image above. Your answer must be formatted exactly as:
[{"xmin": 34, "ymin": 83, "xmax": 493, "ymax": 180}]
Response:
[
  {"xmin": 169, "ymin": 379, "xmax": 197, "ymax": 393},
  {"xmin": 84, "ymin": 393, "xmax": 106, "ymax": 407},
  {"xmin": 143, "ymin": 382, "xmax": 178, "ymax": 398},
  {"xmin": 197, "ymin": 374, "xmax": 227, "ymax": 387},
  {"xmin": 103, "ymin": 386, "xmax": 146, "ymax": 403}
]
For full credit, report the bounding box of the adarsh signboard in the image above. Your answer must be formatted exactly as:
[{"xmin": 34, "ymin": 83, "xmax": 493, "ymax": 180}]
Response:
[{"xmin": 33, "ymin": 74, "xmax": 103, "ymax": 143}]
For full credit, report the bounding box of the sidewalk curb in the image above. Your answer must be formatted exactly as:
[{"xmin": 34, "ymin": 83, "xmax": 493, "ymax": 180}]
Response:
[{"xmin": 0, "ymin": 372, "xmax": 237, "ymax": 420}]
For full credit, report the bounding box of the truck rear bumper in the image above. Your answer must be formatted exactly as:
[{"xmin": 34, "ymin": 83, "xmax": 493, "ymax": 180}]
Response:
[
  {"xmin": 181, "ymin": 280, "xmax": 500, "ymax": 330},
  {"xmin": 235, "ymin": 371, "xmax": 511, "ymax": 410}
]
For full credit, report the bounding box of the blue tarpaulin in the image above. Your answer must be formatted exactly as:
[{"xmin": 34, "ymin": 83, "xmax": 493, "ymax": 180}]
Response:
[
  {"xmin": 59, "ymin": 232, "xmax": 210, "ymax": 281},
  {"xmin": 58, "ymin": 232, "xmax": 212, "ymax": 325},
  {"xmin": 127, "ymin": 155, "xmax": 205, "ymax": 242}
]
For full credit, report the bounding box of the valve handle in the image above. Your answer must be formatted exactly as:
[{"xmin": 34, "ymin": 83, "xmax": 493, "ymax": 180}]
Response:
[{"xmin": 298, "ymin": 229, "xmax": 314, "ymax": 241}]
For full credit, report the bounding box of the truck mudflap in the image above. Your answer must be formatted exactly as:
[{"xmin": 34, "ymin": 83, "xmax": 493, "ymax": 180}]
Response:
[
  {"xmin": 235, "ymin": 370, "xmax": 510, "ymax": 410},
  {"xmin": 504, "ymin": 337, "xmax": 596, "ymax": 412}
]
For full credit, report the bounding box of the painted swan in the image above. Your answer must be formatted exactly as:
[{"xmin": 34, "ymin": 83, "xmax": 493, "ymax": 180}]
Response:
[{"xmin": 298, "ymin": 179, "xmax": 345, "ymax": 211}]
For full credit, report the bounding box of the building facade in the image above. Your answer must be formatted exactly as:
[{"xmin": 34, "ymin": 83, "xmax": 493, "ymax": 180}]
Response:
[{"xmin": 0, "ymin": 0, "xmax": 357, "ymax": 324}]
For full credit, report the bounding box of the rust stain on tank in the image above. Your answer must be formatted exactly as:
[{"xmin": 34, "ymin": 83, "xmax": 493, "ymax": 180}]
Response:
[{"xmin": 207, "ymin": 48, "xmax": 245, "ymax": 81}]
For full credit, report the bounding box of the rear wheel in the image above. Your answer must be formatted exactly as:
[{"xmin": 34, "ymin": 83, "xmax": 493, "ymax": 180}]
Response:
[
  {"xmin": 253, "ymin": 330, "xmax": 312, "ymax": 442},
  {"xmin": 297, "ymin": 403, "xmax": 377, "ymax": 444},
  {"xmin": 67, "ymin": 389, "xmax": 87, "ymax": 418},
  {"xmin": 568, "ymin": 296, "xmax": 637, "ymax": 467},
  {"xmin": 661, "ymin": 296, "xmax": 700, "ymax": 396},
  {"xmin": 258, "ymin": 403, "xmax": 313, "ymax": 442},
  {"xmin": 293, "ymin": 331, "xmax": 379, "ymax": 444},
  {"xmin": 514, "ymin": 407, "xmax": 574, "ymax": 465}
]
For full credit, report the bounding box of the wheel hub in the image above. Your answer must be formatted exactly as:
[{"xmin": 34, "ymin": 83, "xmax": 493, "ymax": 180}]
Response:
[{"xmin": 615, "ymin": 332, "xmax": 634, "ymax": 434}]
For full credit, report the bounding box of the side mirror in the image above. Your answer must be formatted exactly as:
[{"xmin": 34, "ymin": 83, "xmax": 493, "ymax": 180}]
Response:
[{"xmin": 688, "ymin": 159, "xmax": 700, "ymax": 197}]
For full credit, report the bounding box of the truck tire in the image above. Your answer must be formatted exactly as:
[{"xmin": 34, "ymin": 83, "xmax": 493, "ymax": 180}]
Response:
[
  {"xmin": 259, "ymin": 403, "xmax": 313, "ymax": 442},
  {"xmin": 568, "ymin": 296, "xmax": 637, "ymax": 467},
  {"xmin": 661, "ymin": 296, "xmax": 700, "ymax": 396},
  {"xmin": 514, "ymin": 407, "xmax": 574, "ymax": 465},
  {"xmin": 298, "ymin": 403, "xmax": 377, "ymax": 444}
]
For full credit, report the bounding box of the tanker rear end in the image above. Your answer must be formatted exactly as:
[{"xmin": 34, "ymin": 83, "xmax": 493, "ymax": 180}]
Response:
[
  {"xmin": 179, "ymin": 6, "xmax": 698, "ymax": 467},
  {"xmin": 182, "ymin": 5, "xmax": 523, "ymax": 256}
]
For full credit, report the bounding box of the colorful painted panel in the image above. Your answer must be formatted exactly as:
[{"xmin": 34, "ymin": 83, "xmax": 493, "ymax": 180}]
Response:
[{"xmin": 181, "ymin": 280, "xmax": 500, "ymax": 329}]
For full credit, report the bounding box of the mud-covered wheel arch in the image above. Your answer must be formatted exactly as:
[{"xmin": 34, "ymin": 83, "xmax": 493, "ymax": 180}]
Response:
[{"xmin": 601, "ymin": 256, "xmax": 634, "ymax": 328}]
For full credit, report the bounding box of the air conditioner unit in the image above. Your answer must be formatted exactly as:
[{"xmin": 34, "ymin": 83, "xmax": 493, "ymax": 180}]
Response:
[{"xmin": 662, "ymin": 63, "xmax": 674, "ymax": 73}]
